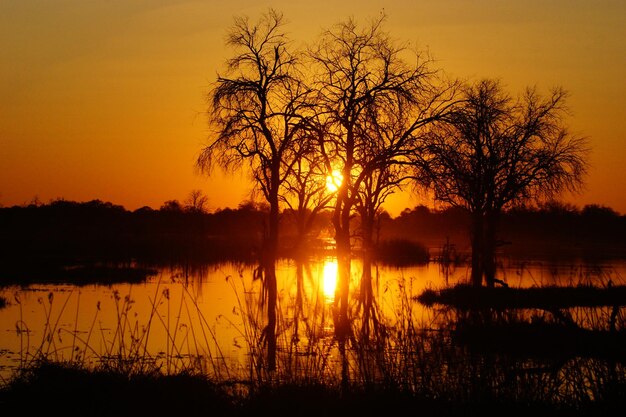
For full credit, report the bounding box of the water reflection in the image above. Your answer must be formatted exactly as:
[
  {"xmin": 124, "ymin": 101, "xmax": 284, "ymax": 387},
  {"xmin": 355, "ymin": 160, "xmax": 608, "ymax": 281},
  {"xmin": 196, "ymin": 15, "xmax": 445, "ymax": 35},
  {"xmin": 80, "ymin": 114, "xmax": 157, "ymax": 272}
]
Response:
[
  {"xmin": 322, "ymin": 259, "xmax": 338, "ymax": 301},
  {"xmin": 0, "ymin": 258, "xmax": 625, "ymax": 386}
]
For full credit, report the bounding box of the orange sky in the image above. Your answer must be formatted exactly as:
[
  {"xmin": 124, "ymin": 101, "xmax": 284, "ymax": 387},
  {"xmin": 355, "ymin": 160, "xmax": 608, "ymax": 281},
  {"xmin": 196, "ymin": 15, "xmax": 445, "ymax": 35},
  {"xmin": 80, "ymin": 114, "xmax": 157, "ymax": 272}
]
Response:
[{"xmin": 1, "ymin": 1, "xmax": 625, "ymax": 217}]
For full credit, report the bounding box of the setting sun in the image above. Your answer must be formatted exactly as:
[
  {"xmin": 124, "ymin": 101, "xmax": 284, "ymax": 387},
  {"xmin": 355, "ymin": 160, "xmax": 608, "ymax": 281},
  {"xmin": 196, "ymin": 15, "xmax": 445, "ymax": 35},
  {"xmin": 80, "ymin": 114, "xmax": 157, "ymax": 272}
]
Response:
[{"xmin": 326, "ymin": 169, "xmax": 343, "ymax": 193}]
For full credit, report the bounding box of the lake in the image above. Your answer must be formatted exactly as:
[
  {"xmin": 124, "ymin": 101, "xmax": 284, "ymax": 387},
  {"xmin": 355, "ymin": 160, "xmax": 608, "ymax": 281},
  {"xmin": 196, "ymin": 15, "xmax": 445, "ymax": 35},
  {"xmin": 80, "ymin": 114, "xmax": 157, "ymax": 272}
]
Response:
[{"xmin": 1, "ymin": 256, "xmax": 625, "ymax": 384}]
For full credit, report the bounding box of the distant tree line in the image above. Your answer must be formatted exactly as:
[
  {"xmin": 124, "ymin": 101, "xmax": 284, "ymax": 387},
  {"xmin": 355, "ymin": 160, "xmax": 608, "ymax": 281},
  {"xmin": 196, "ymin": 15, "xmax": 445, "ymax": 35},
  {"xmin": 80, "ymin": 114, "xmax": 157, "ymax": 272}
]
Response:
[
  {"xmin": 2, "ymin": 197, "xmax": 623, "ymax": 267},
  {"xmin": 0, "ymin": 198, "xmax": 267, "ymax": 268}
]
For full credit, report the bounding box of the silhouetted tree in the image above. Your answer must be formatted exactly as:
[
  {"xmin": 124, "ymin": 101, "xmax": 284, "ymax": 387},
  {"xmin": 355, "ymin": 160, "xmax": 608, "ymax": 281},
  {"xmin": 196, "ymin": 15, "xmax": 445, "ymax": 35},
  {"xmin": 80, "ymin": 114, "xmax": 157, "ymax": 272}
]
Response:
[
  {"xmin": 309, "ymin": 14, "xmax": 454, "ymax": 344},
  {"xmin": 416, "ymin": 79, "xmax": 589, "ymax": 287},
  {"xmin": 581, "ymin": 204, "xmax": 619, "ymax": 219},
  {"xmin": 160, "ymin": 200, "xmax": 183, "ymax": 212},
  {"xmin": 197, "ymin": 9, "xmax": 311, "ymax": 370},
  {"xmin": 184, "ymin": 189, "xmax": 209, "ymax": 213}
]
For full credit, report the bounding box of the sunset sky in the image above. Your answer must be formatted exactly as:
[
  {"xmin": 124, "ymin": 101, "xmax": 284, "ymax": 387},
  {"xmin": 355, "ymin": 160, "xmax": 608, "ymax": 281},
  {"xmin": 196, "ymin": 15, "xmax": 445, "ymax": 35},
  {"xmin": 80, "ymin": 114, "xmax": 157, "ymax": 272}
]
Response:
[{"xmin": 1, "ymin": 0, "xmax": 624, "ymax": 216}]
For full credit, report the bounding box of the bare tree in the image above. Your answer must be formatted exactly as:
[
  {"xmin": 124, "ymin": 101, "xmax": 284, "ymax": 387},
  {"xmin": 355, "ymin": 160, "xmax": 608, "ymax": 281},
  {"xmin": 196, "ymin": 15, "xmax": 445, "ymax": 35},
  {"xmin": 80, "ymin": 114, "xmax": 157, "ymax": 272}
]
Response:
[
  {"xmin": 184, "ymin": 189, "xmax": 209, "ymax": 213},
  {"xmin": 416, "ymin": 79, "xmax": 589, "ymax": 287},
  {"xmin": 309, "ymin": 14, "xmax": 454, "ymax": 343},
  {"xmin": 197, "ymin": 9, "xmax": 310, "ymax": 370}
]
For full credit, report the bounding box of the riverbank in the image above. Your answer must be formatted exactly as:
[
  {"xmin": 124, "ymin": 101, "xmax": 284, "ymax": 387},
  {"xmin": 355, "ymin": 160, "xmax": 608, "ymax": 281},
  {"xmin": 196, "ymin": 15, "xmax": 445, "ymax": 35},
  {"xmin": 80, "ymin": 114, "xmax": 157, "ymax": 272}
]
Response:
[{"xmin": 1, "ymin": 361, "xmax": 621, "ymax": 417}]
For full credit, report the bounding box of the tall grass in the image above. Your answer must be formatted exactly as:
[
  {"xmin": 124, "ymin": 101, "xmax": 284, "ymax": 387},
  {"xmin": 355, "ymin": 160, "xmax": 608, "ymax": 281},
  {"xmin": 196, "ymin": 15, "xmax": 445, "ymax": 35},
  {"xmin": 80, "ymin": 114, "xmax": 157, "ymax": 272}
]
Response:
[{"xmin": 8, "ymin": 273, "xmax": 234, "ymax": 382}]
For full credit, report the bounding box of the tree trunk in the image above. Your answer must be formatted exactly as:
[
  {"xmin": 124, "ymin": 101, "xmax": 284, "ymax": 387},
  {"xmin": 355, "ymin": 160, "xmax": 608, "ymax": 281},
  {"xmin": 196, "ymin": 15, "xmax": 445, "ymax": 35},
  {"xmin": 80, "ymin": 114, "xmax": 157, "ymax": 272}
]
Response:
[
  {"xmin": 333, "ymin": 189, "xmax": 352, "ymax": 343},
  {"xmin": 483, "ymin": 209, "xmax": 499, "ymax": 288},
  {"xmin": 294, "ymin": 259, "xmax": 304, "ymax": 344},
  {"xmin": 359, "ymin": 214, "xmax": 374, "ymax": 340},
  {"xmin": 470, "ymin": 211, "xmax": 484, "ymax": 287},
  {"xmin": 335, "ymin": 224, "xmax": 351, "ymax": 343},
  {"xmin": 264, "ymin": 184, "xmax": 280, "ymax": 371}
]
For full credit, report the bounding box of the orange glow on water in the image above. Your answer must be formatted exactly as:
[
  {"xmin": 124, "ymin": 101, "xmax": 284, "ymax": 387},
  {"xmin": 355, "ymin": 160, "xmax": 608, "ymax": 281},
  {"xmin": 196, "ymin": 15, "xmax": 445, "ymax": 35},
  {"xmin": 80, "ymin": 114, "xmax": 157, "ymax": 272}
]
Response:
[
  {"xmin": 322, "ymin": 259, "xmax": 338, "ymax": 300},
  {"xmin": 2, "ymin": 258, "xmax": 624, "ymax": 382}
]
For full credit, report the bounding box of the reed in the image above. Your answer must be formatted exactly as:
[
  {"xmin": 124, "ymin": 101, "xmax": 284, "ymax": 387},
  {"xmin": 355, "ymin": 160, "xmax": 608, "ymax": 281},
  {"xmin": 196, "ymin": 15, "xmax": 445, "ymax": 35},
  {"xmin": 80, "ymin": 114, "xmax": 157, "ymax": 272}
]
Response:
[{"xmin": 6, "ymin": 273, "xmax": 234, "ymax": 382}]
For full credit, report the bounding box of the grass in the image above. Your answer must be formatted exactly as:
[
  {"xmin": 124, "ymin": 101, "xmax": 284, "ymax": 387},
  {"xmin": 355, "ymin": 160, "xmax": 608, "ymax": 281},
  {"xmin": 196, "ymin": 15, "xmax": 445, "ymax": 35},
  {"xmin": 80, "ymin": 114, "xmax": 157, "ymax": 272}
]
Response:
[
  {"xmin": 453, "ymin": 318, "xmax": 626, "ymax": 361},
  {"xmin": 3, "ymin": 360, "xmax": 619, "ymax": 417},
  {"xmin": 0, "ymin": 361, "xmax": 231, "ymax": 416}
]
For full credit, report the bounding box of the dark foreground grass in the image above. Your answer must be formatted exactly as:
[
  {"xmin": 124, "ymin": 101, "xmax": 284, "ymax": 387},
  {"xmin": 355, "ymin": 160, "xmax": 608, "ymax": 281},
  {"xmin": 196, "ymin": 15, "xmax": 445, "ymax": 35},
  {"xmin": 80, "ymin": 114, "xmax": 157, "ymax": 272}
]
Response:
[
  {"xmin": 0, "ymin": 362, "xmax": 230, "ymax": 417},
  {"xmin": 453, "ymin": 319, "xmax": 626, "ymax": 361},
  {"xmin": 0, "ymin": 361, "xmax": 622, "ymax": 417}
]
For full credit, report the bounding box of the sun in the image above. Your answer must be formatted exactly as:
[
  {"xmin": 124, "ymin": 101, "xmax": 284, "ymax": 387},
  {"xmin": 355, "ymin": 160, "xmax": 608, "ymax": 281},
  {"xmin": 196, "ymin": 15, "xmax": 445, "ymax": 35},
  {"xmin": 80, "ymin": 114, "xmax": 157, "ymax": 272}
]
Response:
[{"xmin": 326, "ymin": 169, "xmax": 343, "ymax": 192}]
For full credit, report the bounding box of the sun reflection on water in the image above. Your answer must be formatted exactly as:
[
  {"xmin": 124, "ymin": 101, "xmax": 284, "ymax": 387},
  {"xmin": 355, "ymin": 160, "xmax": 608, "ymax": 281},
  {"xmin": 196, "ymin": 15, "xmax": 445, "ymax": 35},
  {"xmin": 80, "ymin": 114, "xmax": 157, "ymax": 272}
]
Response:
[{"xmin": 322, "ymin": 259, "xmax": 338, "ymax": 301}]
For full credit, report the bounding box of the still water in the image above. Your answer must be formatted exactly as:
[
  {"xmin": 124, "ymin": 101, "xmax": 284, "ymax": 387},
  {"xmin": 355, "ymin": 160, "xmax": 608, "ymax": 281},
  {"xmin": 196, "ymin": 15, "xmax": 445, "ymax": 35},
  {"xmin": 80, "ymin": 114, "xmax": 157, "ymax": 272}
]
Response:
[{"xmin": 1, "ymin": 257, "xmax": 624, "ymax": 383}]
